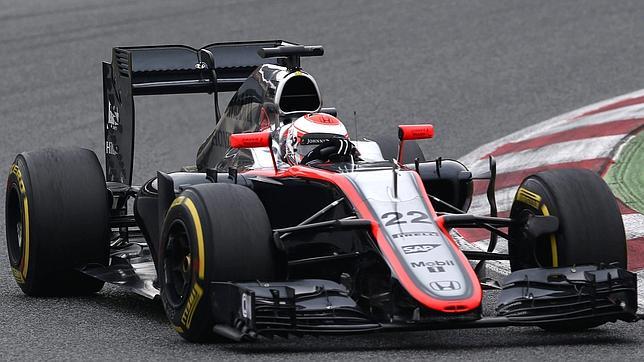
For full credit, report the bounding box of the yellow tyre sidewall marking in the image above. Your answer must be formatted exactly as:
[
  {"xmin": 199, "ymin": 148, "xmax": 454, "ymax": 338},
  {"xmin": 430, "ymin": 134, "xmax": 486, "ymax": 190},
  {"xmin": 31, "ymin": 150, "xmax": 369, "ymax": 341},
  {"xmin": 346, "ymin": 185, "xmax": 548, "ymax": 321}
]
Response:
[
  {"xmin": 10, "ymin": 164, "xmax": 30, "ymax": 282},
  {"xmin": 168, "ymin": 195, "xmax": 206, "ymax": 330},
  {"xmin": 182, "ymin": 198, "xmax": 205, "ymax": 281},
  {"xmin": 540, "ymin": 204, "xmax": 559, "ymax": 267},
  {"xmin": 11, "ymin": 268, "xmax": 25, "ymax": 284},
  {"xmin": 516, "ymin": 186, "xmax": 559, "ymax": 267},
  {"xmin": 180, "ymin": 282, "xmax": 203, "ymax": 329},
  {"xmin": 516, "ymin": 187, "xmax": 542, "ymax": 209}
]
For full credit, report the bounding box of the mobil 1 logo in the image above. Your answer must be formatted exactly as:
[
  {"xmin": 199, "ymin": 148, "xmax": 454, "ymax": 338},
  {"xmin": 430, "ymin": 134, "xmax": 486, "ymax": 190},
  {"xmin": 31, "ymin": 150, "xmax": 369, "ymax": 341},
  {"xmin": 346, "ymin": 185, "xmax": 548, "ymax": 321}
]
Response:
[{"xmin": 410, "ymin": 259, "xmax": 455, "ymax": 273}]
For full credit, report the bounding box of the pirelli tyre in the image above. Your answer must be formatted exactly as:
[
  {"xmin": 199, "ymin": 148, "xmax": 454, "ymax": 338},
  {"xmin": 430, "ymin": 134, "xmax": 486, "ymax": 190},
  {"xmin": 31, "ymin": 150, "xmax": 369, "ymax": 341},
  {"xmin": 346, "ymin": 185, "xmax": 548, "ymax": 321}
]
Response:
[
  {"xmin": 507, "ymin": 169, "xmax": 627, "ymax": 331},
  {"xmin": 5, "ymin": 148, "xmax": 109, "ymax": 296},
  {"xmin": 371, "ymin": 134, "xmax": 426, "ymax": 164},
  {"xmin": 159, "ymin": 183, "xmax": 278, "ymax": 342}
]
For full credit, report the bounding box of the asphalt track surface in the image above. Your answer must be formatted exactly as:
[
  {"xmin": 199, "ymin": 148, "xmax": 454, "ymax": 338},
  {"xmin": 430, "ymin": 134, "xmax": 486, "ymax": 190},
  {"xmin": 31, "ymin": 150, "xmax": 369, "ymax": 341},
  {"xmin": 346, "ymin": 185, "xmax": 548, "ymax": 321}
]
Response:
[{"xmin": 1, "ymin": 0, "xmax": 643, "ymax": 360}]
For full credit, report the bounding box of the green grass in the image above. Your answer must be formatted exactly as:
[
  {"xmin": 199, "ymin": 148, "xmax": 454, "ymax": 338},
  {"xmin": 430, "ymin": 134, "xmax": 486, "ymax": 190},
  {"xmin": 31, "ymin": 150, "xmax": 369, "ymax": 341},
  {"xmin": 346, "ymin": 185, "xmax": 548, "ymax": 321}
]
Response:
[{"xmin": 604, "ymin": 130, "xmax": 644, "ymax": 213}]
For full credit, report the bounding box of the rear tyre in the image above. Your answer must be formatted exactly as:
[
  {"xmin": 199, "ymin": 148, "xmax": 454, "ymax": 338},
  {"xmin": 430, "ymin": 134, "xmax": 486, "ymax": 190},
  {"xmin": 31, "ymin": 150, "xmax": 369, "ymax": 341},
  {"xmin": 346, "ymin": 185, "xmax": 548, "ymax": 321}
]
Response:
[
  {"xmin": 370, "ymin": 134, "xmax": 425, "ymax": 163},
  {"xmin": 507, "ymin": 169, "xmax": 626, "ymax": 331},
  {"xmin": 159, "ymin": 183, "xmax": 278, "ymax": 342},
  {"xmin": 5, "ymin": 148, "xmax": 109, "ymax": 296}
]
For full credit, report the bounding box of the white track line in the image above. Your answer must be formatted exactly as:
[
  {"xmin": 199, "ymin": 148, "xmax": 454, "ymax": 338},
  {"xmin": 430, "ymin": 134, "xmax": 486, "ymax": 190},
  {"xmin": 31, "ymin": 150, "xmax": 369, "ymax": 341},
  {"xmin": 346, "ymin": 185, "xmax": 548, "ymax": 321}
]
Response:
[
  {"xmin": 480, "ymin": 104, "xmax": 644, "ymax": 147},
  {"xmin": 469, "ymin": 186, "xmax": 517, "ymax": 215},
  {"xmin": 624, "ymin": 213, "xmax": 644, "ymax": 240},
  {"xmin": 534, "ymin": 104, "xmax": 644, "ymax": 138},
  {"xmin": 460, "ymin": 89, "xmax": 644, "ymax": 166},
  {"xmin": 468, "ymin": 134, "xmax": 625, "ymax": 175}
]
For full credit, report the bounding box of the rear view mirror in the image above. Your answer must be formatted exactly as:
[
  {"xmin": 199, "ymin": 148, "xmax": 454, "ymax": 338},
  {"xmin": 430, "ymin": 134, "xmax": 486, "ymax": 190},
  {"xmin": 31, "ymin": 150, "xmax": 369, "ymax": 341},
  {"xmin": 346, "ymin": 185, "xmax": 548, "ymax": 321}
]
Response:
[
  {"xmin": 397, "ymin": 124, "xmax": 434, "ymax": 162},
  {"xmin": 229, "ymin": 132, "xmax": 277, "ymax": 173},
  {"xmin": 398, "ymin": 124, "xmax": 434, "ymax": 141},
  {"xmin": 229, "ymin": 132, "xmax": 271, "ymax": 149}
]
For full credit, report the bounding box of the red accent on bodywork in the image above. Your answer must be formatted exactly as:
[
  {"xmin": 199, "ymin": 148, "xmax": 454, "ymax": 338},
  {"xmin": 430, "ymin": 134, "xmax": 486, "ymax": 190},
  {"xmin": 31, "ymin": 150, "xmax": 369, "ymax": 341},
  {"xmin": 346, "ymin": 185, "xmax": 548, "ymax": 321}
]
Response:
[
  {"xmin": 259, "ymin": 107, "xmax": 271, "ymax": 131},
  {"xmin": 229, "ymin": 132, "xmax": 271, "ymax": 149},
  {"xmin": 266, "ymin": 165, "xmax": 482, "ymax": 313}
]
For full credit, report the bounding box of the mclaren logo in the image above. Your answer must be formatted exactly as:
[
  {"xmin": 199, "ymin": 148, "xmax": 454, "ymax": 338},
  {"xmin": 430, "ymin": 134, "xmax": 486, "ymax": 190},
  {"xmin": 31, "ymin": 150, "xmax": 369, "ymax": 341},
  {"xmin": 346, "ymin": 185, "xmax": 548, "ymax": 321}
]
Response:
[
  {"xmin": 429, "ymin": 280, "xmax": 462, "ymax": 292},
  {"xmin": 401, "ymin": 244, "xmax": 440, "ymax": 254}
]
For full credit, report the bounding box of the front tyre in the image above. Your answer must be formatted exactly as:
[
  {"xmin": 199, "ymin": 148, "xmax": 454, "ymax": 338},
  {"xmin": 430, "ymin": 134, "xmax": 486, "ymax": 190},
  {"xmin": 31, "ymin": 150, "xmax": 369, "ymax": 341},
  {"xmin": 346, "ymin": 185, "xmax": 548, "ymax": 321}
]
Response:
[
  {"xmin": 507, "ymin": 169, "xmax": 626, "ymax": 331},
  {"xmin": 159, "ymin": 183, "xmax": 278, "ymax": 342},
  {"xmin": 5, "ymin": 148, "xmax": 109, "ymax": 296}
]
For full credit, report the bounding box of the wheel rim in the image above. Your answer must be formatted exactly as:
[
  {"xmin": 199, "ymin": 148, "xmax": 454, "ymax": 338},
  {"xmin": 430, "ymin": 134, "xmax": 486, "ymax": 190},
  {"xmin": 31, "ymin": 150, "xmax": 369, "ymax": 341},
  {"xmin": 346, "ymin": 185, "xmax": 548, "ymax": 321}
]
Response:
[
  {"xmin": 6, "ymin": 186, "xmax": 23, "ymax": 266},
  {"xmin": 164, "ymin": 220, "xmax": 193, "ymax": 308}
]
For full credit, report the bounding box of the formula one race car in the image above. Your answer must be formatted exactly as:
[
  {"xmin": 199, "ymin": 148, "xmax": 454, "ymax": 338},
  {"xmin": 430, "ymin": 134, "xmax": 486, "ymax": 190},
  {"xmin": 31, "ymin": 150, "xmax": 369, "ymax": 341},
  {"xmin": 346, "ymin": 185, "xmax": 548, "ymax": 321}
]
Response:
[{"xmin": 5, "ymin": 40, "xmax": 639, "ymax": 342}]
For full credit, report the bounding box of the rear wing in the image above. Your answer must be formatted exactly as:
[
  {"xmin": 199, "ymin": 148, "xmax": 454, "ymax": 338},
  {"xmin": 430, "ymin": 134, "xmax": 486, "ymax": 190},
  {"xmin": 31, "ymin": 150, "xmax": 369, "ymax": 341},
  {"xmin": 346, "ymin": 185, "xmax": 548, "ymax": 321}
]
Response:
[{"xmin": 103, "ymin": 40, "xmax": 295, "ymax": 185}]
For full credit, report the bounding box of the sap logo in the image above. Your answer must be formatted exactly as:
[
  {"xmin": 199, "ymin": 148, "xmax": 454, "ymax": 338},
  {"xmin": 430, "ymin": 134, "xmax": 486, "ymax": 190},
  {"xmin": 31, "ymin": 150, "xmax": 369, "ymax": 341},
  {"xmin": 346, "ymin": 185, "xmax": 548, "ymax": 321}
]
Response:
[
  {"xmin": 401, "ymin": 244, "xmax": 440, "ymax": 254},
  {"xmin": 410, "ymin": 260, "xmax": 455, "ymax": 268},
  {"xmin": 429, "ymin": 280, "xmax": 462, "ymax": 291},
  {"xmin": 392, "ymin": 231, "xmax": 439, "ymax": 239}
]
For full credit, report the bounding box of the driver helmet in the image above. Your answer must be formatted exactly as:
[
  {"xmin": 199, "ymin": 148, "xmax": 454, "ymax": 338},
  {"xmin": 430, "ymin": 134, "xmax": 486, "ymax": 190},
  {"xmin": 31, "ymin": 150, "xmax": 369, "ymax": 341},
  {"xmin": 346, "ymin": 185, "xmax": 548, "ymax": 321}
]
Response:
[{"xmin": 282, "ymin": 113, "xmax": 349, "ymax": 165}]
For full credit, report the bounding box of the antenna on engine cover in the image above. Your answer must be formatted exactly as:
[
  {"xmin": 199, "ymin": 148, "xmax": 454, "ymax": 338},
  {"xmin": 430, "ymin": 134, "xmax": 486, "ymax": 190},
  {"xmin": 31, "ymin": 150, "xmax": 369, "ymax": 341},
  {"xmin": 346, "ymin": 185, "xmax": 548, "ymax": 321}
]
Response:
[{"xmin": 353, "ymin": 111, "xmax": 359, "ymax": 140}]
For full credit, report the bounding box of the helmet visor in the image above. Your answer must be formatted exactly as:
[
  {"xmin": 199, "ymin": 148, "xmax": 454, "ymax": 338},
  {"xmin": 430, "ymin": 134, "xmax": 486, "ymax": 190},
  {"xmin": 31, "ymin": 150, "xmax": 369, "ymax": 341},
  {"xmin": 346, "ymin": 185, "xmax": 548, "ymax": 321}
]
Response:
[{"xmin": 295, "ymin": 133, "xmax": 345, "ymax": 160}]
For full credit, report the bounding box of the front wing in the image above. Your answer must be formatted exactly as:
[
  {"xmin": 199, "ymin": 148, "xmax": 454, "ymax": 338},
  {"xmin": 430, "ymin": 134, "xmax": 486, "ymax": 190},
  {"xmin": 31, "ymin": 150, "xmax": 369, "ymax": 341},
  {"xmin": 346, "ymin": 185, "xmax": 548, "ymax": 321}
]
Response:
[{"xmin": 209, "ymin": 265, "xmax": 639, "ymax": 341}]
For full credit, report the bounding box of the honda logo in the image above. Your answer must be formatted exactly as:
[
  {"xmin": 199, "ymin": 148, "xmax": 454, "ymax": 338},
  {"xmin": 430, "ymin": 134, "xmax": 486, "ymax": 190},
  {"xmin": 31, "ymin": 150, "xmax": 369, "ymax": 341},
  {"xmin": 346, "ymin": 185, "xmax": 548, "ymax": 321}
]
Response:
[{"xmin": 429, "ymin": 280, "xmax": 461, "ymax": 291}]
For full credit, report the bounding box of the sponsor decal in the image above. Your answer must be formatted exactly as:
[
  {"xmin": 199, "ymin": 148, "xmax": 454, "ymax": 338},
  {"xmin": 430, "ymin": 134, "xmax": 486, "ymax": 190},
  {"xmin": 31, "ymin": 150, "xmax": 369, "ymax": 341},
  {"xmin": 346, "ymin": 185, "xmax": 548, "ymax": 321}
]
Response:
[
  {"xmin": 300, "ymin": 137, "xmax": 332, "ymax": 145},
  {"xmin": 11, "ymin": 268, "xmax": 24, "ymax": 284},
  {"xmin": 392, "ymin": 231, "xmax": 439, "ymax": 239},
  {"xmin": 306, "ymin": 113, "xmax": 340, "ymax": 125},
  {"xmin": 427, "ymin": 266, "xmax": 445, "ymax": 273},
  {"xmin": 401, "ymin": 244, "xmax": 440, "ymax": 254},
  {"xmin": 105, "ymin": 141, "xmax": 118, "ymax": 155},
  {"xmin": 107, "ymin": 101, "xmax": 120, "ymax": 130},
  {"xmin": 429, "ymin": 280, "xmax": 462, "ymax": 291},
  {"xmin": 410, "ymin": 260, "xmax": 455, "ymax": 268},
  {"xmin": 181, "ymin": 283, "xmax": 204, "ymax": 329},
  {"xmin": 515, "ymin": 187, "xmax": 542, "ymax": 209}
]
